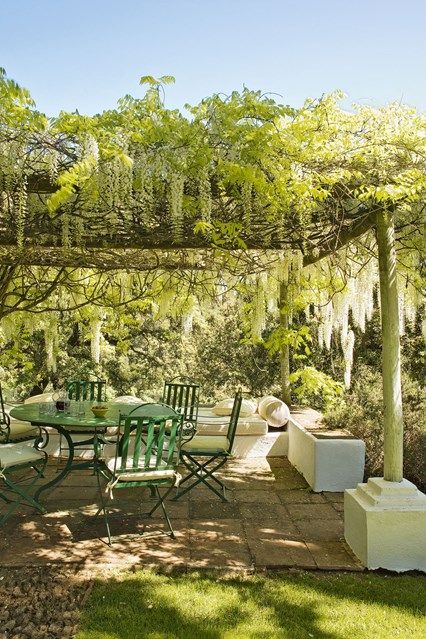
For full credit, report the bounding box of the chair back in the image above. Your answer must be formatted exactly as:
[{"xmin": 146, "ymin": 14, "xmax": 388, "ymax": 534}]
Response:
[
  {"xmin": 0, "ymin": 384, "xmax": 11, "ymax": 443},
  {"xmin": 128, "ymin": 402, "xmax": 178, "ymax": 418},
  {"xmin": 67, "ymin": 379, "xmax": 106, "ymax": 402},
  {"xmin": 226, "ymin": 389, "xmax": 243, "ymax": 451},
  {"xmin": 113, "ymin": 412, "xmax": 183, "ymax": 477},
  {"xmin": 162, "ymin": 378, "xmax": 200, "ymax": 424}
]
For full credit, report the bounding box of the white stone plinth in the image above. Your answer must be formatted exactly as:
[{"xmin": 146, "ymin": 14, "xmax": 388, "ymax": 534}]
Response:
[{"xmin": 345, "ymin": 477, "xmax": 426, "ymax": 572}]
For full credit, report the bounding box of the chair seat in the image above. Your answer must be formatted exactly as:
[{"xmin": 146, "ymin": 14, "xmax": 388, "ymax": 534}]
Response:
[
  {"xmin": 182, "ymin": 435, "xmax": 230, "ymax": 454},
  {"xmin": 106, "ymin": 456, "xmax": 177, "ymax": 482},
  {"xmin": 8, "ymin": 421, "xmax": 40, "ymax": 441},
  {"xmin": 0, "ymin": 442, "xmax": 45, "ymax": 469}
]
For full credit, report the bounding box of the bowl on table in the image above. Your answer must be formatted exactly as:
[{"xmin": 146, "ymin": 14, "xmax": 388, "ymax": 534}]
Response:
[{"xmin": 91, "ymin": 405, "xmax": 108, "ymax": 418}]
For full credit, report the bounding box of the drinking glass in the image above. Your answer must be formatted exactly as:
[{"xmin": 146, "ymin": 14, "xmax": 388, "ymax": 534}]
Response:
[
  {"xmin": 77, "ymin": 401, "xmax": 86, "ymax": 418},
  {"xmin": 38, "ymin": 402, "xmax": 49, "ymax": 416}
]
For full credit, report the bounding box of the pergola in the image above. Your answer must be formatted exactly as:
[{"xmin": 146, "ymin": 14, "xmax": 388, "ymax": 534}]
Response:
[{"xmin": 0, "ymin": 77, "xmax": 424, "ymax": 569}]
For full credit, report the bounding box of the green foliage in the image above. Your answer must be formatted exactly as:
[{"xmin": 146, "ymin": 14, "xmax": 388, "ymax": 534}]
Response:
[
  {"xmin": 264, "ymin": 325, "xmax": 311, "ymax": 357},
  {"xmin": 1, "ymin": 68, "xmax": 425, "ymax": 267},
  {"xmin": 324, "ymin": 364, "xmax": 425, "ymax": 491},
  {"xmin": 288, "ymin": 366, "xmax": 344, "ymax": 409}
]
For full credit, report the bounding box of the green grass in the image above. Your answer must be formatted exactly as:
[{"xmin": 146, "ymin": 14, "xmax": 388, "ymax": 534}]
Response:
[{"xmin": 77, "ymin": 570, "xmax": 426, "ymax": 639}]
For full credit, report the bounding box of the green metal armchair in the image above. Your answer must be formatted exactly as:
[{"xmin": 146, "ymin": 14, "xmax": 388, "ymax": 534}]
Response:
[
  {"xmin": 174, "ymin": 389, "xmax": 242, "ymax": 501},
  {"xmin": 93, "ymin": 410, "xmax": 183, "ymax": 545}
]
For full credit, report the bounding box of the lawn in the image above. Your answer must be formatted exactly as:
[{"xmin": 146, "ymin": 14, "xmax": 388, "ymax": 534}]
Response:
[{"xmin": 77, "ymin": 570, "xmax": 426, "ymax": 639}]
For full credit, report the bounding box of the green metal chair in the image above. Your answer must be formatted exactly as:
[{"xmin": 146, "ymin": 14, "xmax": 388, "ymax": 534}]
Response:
[
  {"xmin": 93, "ymin": 410, "xmax": 184, "ymax": 545},
  {"xmin": 174, "ymin": 389, "xmax": 242, "ymax": 501},
  {"xmin": 57, "ymin": 379, "xmax": 108, "ymax": 460},
  {"xmin": 0, "ymin": 444, "xmax": 47, "ymax": 527},
  {"xmin": 67, "ymin": 380, "xmax": 106, "ymax": 402},
  {"xmin": 162, "ymin": 378, "xmax": 200, "ymax": 441}
]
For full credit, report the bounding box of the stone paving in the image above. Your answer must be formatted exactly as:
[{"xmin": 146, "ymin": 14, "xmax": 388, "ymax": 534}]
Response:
[{"xmin": 0, "ymin": 457, "xmax": 363, "ymax": 572}]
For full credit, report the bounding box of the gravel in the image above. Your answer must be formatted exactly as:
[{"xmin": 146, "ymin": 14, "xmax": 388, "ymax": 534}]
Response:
[{"xmin": 0, "ymin": 566, "xmax": 92, "ymax": 639}]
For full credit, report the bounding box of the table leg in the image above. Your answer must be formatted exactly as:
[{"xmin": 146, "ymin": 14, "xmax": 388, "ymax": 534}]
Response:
[{"xmin": 34, "ymin": 424, "xmax": 75, "ymax": 501}]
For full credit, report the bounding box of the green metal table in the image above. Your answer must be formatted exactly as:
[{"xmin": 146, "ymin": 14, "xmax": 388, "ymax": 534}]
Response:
[{"xmin": 9, "ymin": 402, "xmax": 177, "ymax": 501}]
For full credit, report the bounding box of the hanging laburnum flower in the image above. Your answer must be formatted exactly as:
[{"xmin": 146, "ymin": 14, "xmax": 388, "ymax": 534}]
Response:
[
  {"xmin": 251, "ymin": 273, "xmax": 267, "ymax": 340},
  {"xmin": 14, "ymin": 175, "xmax": 27, "ymax": 248},
  {"xmin": 198, "ymin": 166, "xmax": 211, "ymax": 223},
  {"xmin": 90, "ymin": 316, "xmax": 103, "ymax": 364},
  {"xmin": 47, "ymin": 149, "xmax": 59, "ymax": 182},
  {"xmin": 133, "ymin": 151, "xmax": 154, "ymax": 226},
  {"xmin": 343, "ymin": 329, "xmax": 355, "ymax": 388},
  {"xmin": 169, "ymin": 173, "xmax": 185, "ymax": 242},
  {"xmin": 44, "ymin": 316, "xmax": 58, "ymax": 373}
]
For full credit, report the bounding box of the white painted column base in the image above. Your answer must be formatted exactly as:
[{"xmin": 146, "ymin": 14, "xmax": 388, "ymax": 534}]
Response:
[{"xmin": 345, "ymin": 477, "xmax": 426, "ymax": 572}]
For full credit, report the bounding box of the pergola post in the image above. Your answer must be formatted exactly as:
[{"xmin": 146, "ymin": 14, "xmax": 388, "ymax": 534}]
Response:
[
  {"xmin": 376, "ymin": 208, "xmax": 404, "ymax": 482},
  {"xmin": 344, "ymin": 208, "xmax": 426, "ymax": 572}
]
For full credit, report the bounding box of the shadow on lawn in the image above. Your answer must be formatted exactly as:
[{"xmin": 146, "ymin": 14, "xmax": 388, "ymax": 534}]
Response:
[
  {"xmin": 76, "ymin": 570, "xmax": 426, "ymax": 639},
  {"xmin": 78, "ymin": 572, "xmax": 338, "ymax": 639}
]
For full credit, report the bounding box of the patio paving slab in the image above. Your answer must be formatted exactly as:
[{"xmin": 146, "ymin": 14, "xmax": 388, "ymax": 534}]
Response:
[
  {"xmin": 189, "ymin": 500, "xmax": 241, "ymax": 519},
  {"xmin": 238, "ymin": 502, "xmax": 293, "ymax": 523},
  {"xmin": 233, "ymin": 489, "xmax": 282, "ymax": 504},
  {"xmin": 294, "ymin": 517, "xmax": 345, "ymax": 542},
  {"xmin": 189, "ymin": 519, "xmax": 252, "ymax": 569},
  {"xmin": 306, "ymin": 541, "xmax": 364, "ymax": 570},
  {"xmin": 0, "ymin": 458, "xmax": 363, "ymax": 572},
  {"xmin": 276, "ymin": 490, "xmax": 328, "ymax": 504},
  {"xmin": 285, "ymin": 503, "xmax": 343, "ymax": 521},
  {"xmin": 245, "ymin": 525, "xmax": 317, "ymax": 568},
  {"xmin": 323, "ymin": 491, "xmax": 345, "ymax": 503}
]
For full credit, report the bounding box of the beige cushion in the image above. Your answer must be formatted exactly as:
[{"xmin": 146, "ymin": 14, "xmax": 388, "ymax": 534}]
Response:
[
  {"xmin": 196, "ymin": 409, "xmax": 268, "ymax": 436},
  {"xmin": 106, "ymin": 456, "xmax": 176, "ymax": 482},
  {"xmin": 258, "ymin": 395, "xmax": 289, "ymax": 427},
  {"xmin": 0, "ymin": 442, "xmax": 45, "ymax": 469},
  {"xmin": 257, "ymin": 395, "xmax": 277, "ymax": 419},
  {"xmin": 8, "ymin": 421, "xmax": 40, "ymax": 441},
  {"xmin": 182, "ymin": 435, "xmax": 230, "ymax": 453},
  {"xmin": 24, "ymin": 393, "xmax": 53, "ymax": 404},
  {"xmin": 111, "ymin": 396, "xmax": 144, "ymax": 404},
  {"xmin": 213, "ymin": 398, "xmax": 257, "ymax": 417},
  {"xmin": 2, "ymin": 404, "xmax": 39, "ymax": 439},
  {"xmin": 212, "ymin": 398, "xmax": 234, "ymax": 416}
]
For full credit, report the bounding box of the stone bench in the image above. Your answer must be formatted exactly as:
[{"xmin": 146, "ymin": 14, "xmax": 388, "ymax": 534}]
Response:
[{"xmin": 287, "ymin": 414, "xmax": 365, "ymax": 492}]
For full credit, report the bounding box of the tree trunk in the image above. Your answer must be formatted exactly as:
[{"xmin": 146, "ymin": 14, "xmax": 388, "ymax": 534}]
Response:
[
  {"xmin": 376, "ymin": 209, "xmax": 404, "ymax": 482},
  {"xmin": 279, "ymin": 282, "xmax": 292, "ymax": 406}
]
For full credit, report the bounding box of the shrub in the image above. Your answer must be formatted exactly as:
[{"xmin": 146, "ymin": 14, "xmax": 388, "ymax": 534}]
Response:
[
  {"xmin": 324, "ymin": 364, "xmax": 425, "ymax": 491},
  {"xmin": 289, "ymin": 366, "xmax": 344, "ymax": 410}
]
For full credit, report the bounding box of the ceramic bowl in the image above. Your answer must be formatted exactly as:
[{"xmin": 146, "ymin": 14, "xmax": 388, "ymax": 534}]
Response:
[{"xmin": 91, "ymin": 405, "xmax": 108, "ymax": 418}]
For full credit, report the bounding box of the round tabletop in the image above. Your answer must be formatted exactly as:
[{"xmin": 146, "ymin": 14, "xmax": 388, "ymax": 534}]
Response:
[{"xmin": 9, "ymin": 402, "xmax": 179, "ymax": 429}]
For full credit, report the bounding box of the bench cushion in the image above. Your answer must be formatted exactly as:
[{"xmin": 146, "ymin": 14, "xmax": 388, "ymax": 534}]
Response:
[{"xmin": 196, "ymin": 409, "xmax": 268, "ymax": 436}]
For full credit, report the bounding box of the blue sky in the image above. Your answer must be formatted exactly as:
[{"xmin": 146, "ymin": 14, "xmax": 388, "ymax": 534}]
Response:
[{"xmin": 1, "ymin": 0, "xmax": 425, "ymax": 115}]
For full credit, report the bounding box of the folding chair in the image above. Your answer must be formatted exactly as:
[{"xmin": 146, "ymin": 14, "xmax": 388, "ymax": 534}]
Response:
[
  {"xmin": 174, "ymin": 389, "xmax": 242, "ymax": 501},
  {"xmin": 162, "ymin": 378, "xmax": 200, "ymax": 441},
  {"xmin": 0, "ymin": 423, "xmax": 47, "ymax": 527},
  {"xmin": 93, "ymin": 410, "xmax": 183, "ymax": 545}
]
